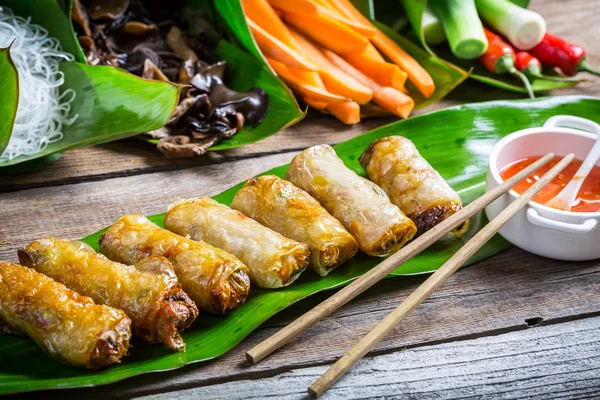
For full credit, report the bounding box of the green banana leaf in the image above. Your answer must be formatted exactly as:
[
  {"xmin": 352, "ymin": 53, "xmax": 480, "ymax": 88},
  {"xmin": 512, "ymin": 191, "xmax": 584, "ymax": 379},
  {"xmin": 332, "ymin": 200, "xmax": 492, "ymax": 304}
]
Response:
[
  {"xmin": 377, "ymin": 0, "xmax": 584, "ymax": 95},
  {"xmin": 214, "ymin": 0, "xmax": 468, "ymax": 111},
  {"xmin": 0, "ymin": 0, "xmax": 181, "ymax": 169},
  {"xmin": 0, "ymin": 47, "xmax": 18, "ymax": 155},
  {"xmin": 1, "ymin": 95, "xmax": 598, "ymax": 395},
  {"xmin": 0, "ymin": 0, "xmax": 304, "ymax": 168}
]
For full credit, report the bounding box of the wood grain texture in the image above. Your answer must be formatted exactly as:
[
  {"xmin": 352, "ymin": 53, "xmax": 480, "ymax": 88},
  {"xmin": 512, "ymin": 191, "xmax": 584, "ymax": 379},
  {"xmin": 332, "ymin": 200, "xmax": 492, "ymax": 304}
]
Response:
[
  {"xmin": 1, "ymin": 0, "xmax": 598, "ymax": 192},
  {"xmin": 135, "ymin": 316, "xmax": 600, "ymax": 400}
]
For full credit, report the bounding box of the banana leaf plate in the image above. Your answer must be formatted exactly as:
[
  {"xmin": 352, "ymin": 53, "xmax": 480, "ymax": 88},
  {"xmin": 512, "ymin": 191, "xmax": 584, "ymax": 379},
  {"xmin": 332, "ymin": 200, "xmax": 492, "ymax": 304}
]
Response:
[{"xmin": 1, "ymin": 95, "xmax": 598, "ymax": 395}]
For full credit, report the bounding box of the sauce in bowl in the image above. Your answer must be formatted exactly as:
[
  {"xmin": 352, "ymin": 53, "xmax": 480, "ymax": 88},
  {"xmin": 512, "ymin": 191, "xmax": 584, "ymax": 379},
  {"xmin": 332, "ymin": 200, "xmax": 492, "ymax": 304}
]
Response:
[{"xmin": 500, "ymin": 155, "xmax": 600, "ymax": 212}]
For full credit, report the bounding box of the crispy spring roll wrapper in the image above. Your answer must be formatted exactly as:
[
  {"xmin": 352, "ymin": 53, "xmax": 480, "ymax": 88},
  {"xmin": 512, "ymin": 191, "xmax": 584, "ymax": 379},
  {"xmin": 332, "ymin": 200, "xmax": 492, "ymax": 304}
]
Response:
[
  {"xmin": 231, "ymin": 175, "xmax": 358, "ymax": 277},
  {"xmin": 18, "ymin": 237, "xmax": 198, "ymax": 352},
  {"xmin": 285, "ymin": 144, "xmax": 417, "ymax": 257},
  {"xmin": 359, "ymin": 136, "xmax": 469, "ymax": 236},
  {"xmin": 164, "ymin": 198, "xmax": 310, "ymax": 288},
  {"xmin": 99, "ymin": 214, "xmax": 250, "ymax": 314},
  {"xmin": 0, "ymin": 261, "xmax": 131, "ymax": 369}
]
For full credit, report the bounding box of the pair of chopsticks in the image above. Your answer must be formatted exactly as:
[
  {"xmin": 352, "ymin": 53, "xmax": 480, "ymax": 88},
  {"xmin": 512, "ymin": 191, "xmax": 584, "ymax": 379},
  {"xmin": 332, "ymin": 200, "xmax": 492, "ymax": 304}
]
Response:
[{"xmin": 246, "ymin": 152, "xmax": 574, "ymax": 398}]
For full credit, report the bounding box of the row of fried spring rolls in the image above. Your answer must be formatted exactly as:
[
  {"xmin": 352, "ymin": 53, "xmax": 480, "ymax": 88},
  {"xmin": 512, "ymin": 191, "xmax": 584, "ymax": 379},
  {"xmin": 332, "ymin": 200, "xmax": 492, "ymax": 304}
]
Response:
[{"xmin": 0, "ymin": 136, "xmax": 465, "ymax": 369}]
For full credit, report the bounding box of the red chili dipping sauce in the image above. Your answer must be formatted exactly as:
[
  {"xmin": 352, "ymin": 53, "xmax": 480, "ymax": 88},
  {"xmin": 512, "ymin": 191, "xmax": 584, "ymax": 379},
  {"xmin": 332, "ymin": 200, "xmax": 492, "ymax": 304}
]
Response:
[{"xmin": 500, "ymin": 155, "xmax": 600, "ymax": 213}]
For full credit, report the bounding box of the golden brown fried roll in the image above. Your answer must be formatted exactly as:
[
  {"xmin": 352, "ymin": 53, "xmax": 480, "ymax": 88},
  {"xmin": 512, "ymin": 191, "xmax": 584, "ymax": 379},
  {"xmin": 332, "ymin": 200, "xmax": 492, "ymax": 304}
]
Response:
[
  {"xmin": 18, "ymin": 237, "xmax": 198, "ymax": 352},
  {"xmin": 99, "ymin": 214, "xmax": 250, "ymax": 314},
  {"xmin": 360, "ymin": 136, "xmax": 469, "ymax": 236},
  {"xmin": 0, "ymin": 261, "xmax": 131, "ymax": 369},
  {"xmin": 285, "ymin": 144, "xmax": 417, "ymax": 257},
  {"xmin": 231, "ymin": 175, "xmax": 358, "ymax": 276},
  {"xmin": 164, "ymin": 198, "xmax": 310, "ymax": 288}
]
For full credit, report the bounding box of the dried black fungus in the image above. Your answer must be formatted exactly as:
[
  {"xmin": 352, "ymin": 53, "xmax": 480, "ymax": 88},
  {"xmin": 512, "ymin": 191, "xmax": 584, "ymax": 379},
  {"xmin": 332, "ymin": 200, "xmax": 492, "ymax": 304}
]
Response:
[{"xmin": 72, "ymin": 0, "xmax": 269, "ymax": 157}]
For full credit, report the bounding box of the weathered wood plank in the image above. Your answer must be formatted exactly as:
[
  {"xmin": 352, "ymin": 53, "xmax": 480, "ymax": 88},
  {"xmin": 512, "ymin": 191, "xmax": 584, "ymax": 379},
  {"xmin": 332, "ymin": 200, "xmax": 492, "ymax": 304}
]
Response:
[
  {"xmin": 1, "ymin": 0, "xmax": 598, "ymax": 192},
  {"xmin": 136, "ymin": 316, "xmax": 600, "ymax": 400}
]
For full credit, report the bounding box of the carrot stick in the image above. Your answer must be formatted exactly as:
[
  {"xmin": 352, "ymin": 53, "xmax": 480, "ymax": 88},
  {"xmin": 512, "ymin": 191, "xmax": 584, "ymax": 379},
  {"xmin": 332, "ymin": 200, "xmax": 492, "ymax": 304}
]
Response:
[
  {"xmin": 323, "ymin": 49, "xmax": 414, "ymax": 119},
  {"xmin": 289, "ymin": 29, "xmax": 373, "ymax": 104},
  {"xmin": 242, "ymin": 0, "xmax": 296, "ymax": 48},
  {"xmin": 327, "ymin": 101, "xmax": 360, "ymax": 124},
  {"xmin": 311, "ymin": 4, "xmax": 376, "ymax": 38},
  {"xmin": 281, "ymin": 11, "xmax": 369, "ymax": 54},
  {"xmin": 328, "ymin": 0, "xmax": 435, "ymax": 98},
  {"xmin": 303, "ymin": 97, "xmax": 328, "ymax": 110},
  {"xmin": 267, "ymin": 57, "xmax": 349, "ymax": 104},
  {"xmin": 247, "ymin": 19, "xmax": 316, "ymax": 71},
  {"xmin": 372, "ymin": 30, "xmax": 435, "ymax": 98},
  {"xmin": 268, "ymin": 0, "xmax": 318, "ymax": 15},
  {"xmin": 364, "ymin": 43, "xmax": 385, "ymax": 62},
  {"xmin": 344, "ymin": 51, "xmax": 407, "ymax": 90}
]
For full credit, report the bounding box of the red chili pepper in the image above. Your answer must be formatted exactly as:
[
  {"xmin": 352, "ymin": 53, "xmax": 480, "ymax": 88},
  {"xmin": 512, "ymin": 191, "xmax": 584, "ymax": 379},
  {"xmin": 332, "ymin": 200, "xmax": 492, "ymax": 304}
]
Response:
[
  {"xmin": 514, "ymin": 51, "xmax": 579, "ymax": 82},
  {"xmin": 529, "ymin": 33, "xmax": 600, "ymax": 77},
  {"xmin": 480, "ymin": 28, "xmax": 534, "ymax": 98}
]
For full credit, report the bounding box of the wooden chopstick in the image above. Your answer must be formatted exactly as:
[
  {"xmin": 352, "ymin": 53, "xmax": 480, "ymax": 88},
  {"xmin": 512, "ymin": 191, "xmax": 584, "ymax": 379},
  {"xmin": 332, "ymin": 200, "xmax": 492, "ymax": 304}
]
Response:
[
  {"xmin": 246, "ymin": 152, "xmax": 556, "ymax": 365},
  {"xmin": 308, "ymin": 153, "xmax": 575, "ymax": 398}
]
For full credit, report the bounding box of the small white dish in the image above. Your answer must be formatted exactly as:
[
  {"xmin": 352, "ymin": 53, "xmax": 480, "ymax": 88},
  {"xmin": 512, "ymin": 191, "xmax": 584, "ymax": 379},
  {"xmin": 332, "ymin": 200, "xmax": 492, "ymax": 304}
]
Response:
[{"xmin": 485, "ymin": 115, "xmax": 600, "ymax": 261}]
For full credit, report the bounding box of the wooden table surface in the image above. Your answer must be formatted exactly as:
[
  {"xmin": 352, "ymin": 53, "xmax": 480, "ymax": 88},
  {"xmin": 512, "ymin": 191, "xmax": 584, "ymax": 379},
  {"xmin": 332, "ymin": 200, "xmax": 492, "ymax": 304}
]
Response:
[{"xmin": 1, "ymin": 1, "xmax": 599, "ymax": 398}]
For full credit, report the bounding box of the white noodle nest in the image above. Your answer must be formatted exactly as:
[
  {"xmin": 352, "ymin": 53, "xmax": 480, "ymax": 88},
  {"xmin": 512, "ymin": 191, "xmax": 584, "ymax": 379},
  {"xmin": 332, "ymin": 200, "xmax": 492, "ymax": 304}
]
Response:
[{"xmin": 0, "ymin": 6, "xmax": 76, "ymax": 161}]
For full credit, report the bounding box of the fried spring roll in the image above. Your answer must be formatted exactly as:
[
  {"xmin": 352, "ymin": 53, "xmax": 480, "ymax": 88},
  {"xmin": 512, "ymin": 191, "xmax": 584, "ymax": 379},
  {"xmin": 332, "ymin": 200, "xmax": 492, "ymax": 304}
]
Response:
[
  {"xmin": 164, "ymin": 198, "xmax": 310, "ymax": 288},
  {"xmin": 0, "ymin": 261, "xmax": 131, "ymax": 369},
  {"xmin": 99, "ymin": 214, "xmax": 250, "ymax": 314},
  {"xmin": 360, "ymin": 136, "xmax": 469, "ymax": 235},
  {"xmin": 231, "ymin": 175, "xmax": 358, "ymax": 276},
  {"xmin": 285, "ymin": 144, "xmax": 417, "ymax": 256},
  {"xmin": 18, "ymin": 238, "xmax": 198, "ymax": 352}
]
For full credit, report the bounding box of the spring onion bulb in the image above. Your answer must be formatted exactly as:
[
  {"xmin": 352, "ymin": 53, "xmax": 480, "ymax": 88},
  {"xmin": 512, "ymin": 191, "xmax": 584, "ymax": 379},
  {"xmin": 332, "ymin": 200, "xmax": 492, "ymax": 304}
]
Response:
[
  {"xmin": 401, "ymin": 0, "xmax": 446, "ymax": 45},
  {"xmin": 428, "ymin": 0, "xmax": 488, "ymax": 60},
  {"xmin": 475, "ymin": 0, "xmax": 546, "ymax": 50},
  {"xmin": 0, "ymin": 7, "xmax": 76, "ymax": 161},
  {"xmin": 421, "ymin": 4, "xmax": 446, "ymax": 45}
]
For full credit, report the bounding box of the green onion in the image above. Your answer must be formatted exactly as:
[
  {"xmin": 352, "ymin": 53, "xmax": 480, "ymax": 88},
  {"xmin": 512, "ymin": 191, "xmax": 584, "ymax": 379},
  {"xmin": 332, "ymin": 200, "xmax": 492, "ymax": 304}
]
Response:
[
  {"xmin": 475, "ymin": 0, "xmax": 546, "ymax": 50},
  {"xmin": 401, "ymin": 1, "xmax": 446, "ymax": 45},
  {"xmin": 428, "ymin": 0, "xmax": 488, "ymax": 60}
]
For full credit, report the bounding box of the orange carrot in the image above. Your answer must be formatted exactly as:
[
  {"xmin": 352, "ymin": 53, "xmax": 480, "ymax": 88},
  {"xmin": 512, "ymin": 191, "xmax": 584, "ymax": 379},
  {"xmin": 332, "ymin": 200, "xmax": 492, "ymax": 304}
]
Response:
[
  {"xmin": 311, "ymin": 3, "xmax": 376, "ymax": 38},
  {"xmin": 364, "ymin": 43, "xmax": 385, "ymax": 62},
  {"xmin": 282, "ymin": 11, "xmax": 369, "ymax": 54},
  {"xmin": 268, "ymin": 0, "xmax": 318, "ymax": 15},
  {"xmin": 303, "ymin": 97, "xmax": 328, "ymax": 110},
  {"xmin": 323, "ymin": 49, "xmax": 414, "ymax": 119},
  {"xmin": 247, "ymin": 19, "xmax": 316, "ymax": 71},
  {"xmin": 344, "ymin": 51, "xmax": 407, "ymax": 90},
  {"xmin": 267, "ymin": 57, "xmax": 349, "ymax": 104},
  {"xmin": 372, "ymin": 30, "xmax": 434, "ymax": 98},
  {"xmin": 327, "ymin": 101, "xmax": 360, "ymax": 124},
  {"xmin": 242, "ymin": 0, "xmax": 296, "ymax": 48},
  {"xmin": 327, "ymin": 0, "xmax": 435, "ymax": 98},
  {"xmin": 289, "ymin": 29, "xmax": 373, "ymax": 104}
]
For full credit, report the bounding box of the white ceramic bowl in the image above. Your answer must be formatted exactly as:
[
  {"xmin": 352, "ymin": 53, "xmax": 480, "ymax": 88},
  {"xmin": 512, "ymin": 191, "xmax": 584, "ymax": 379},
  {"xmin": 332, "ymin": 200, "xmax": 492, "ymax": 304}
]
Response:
[{"xmin": 485, "ymin": 115, "xmax": 600, "ymax": 261}]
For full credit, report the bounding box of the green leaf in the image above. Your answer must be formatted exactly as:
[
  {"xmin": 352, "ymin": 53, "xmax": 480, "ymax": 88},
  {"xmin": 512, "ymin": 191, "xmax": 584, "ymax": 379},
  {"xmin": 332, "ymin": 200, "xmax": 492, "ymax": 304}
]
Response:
[
  {"xmin": 1, "ymin": 95, "xmax": 598, "ymax": 394},
  {"xmin": 381, "ymin": 0, "xmax": 583, "ymax": 94},
  {"xmin": 0, "ymin": 47, "xmax": 18, "ymax": 156},
  {"xmin": 0, "ymin": 63, "xmax": 181, "ymax": 168}
]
